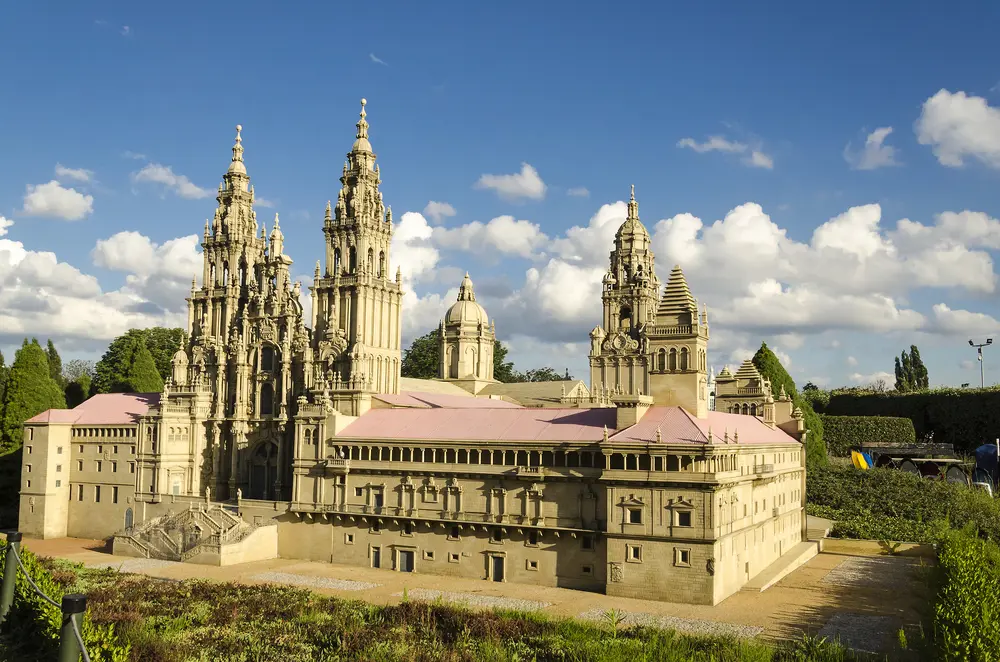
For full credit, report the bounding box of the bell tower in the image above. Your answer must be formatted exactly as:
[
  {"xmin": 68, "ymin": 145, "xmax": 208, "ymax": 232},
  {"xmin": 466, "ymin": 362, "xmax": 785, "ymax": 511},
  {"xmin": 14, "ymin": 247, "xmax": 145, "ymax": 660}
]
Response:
[{"xmin": 310, "ymin": 99, "xmax": 404, "ymax": 401}]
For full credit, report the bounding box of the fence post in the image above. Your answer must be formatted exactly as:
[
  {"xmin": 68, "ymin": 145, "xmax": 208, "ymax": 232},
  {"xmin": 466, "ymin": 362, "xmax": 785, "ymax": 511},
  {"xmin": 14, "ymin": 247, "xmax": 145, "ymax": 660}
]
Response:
[
  {"xmin": 0, "ymin": 531, "xmax": 21, "ymax": 624},
  {"xmin": 58, "ymin": 593, "xmax": 86, "ymax": 662}
]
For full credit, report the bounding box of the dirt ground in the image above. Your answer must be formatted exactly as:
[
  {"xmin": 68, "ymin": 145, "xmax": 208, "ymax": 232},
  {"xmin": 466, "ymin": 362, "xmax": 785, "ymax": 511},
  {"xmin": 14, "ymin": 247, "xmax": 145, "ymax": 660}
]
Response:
[{"xmin": 23, "ymin": 537, "xmax": 932, "ymax": 653}]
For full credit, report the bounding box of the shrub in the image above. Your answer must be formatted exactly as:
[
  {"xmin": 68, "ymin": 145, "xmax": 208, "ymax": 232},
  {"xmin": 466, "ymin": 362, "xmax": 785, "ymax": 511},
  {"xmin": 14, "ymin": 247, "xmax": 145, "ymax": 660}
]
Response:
[
  {"xmin": 807, "ymin": 465, "xmax": 1000, "ymax": 544},
  {"xmin": 824, "ymin": 386, "xmax": 1000, "ymax": 453},
  {"xmin": 932, "ymin": 528, "xmax": 1000, "ymax": 661},
  {"xmin": 819, "ymin": 415, "xmax": 917, "ymax": 457}
]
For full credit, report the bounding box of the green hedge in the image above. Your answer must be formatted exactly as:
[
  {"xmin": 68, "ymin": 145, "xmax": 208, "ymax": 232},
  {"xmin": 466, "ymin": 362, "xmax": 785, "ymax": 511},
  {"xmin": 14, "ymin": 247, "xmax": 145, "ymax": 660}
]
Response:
[
  {"xmin": 818, "ymin": 415, "xmax": 916, "ymax": 457},
  {"xmin": 806, "ymin": 465, "xmax": 1000, "ymax": 544},
  {"xmin": 933, "ymin": 529, "xmax": 1000, "ymax": 661},
  {"xmin": 0, "ymin": 540, "xmax": 129, "ymax": 661},
  {"xmin": 823, "ymin": 387, "xmax": 1000, "ymax": 453}
]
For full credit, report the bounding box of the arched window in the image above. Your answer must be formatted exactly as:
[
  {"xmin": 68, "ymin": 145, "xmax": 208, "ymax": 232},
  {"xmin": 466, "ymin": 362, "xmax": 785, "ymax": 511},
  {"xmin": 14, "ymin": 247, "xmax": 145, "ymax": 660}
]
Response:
[
  {"xmin": 741, "ymin": 403, "xmax": 749, "ymax": 415},
  {"xmin": 669, "ymin": 348, "xmax": 678, "ymax": 372},
  {"xmin": 367, "ymin": 248, "xmax": 374, "ymax": 274},
  {"xmin": 750, "ymin": 403, "xmax": 758, "ymax": 417},
  {"xmin": 238, "ymin": 262, "xmax": 247, "ymax": 287},
  {"xmin": 657, "ymin": 349, "xmax": 666, "ymax": 372},
  {"xmin": 222, "ymin": 262, "xmax": 229, "ymax": 286},
  {"xmin": 334, "ymin": 248, "xmax": 342, "ymax": 273},
  {"xmin": 619, "ymin": 306, "xmax": 632, "ymax": 332},
  {"xmin": 378, "ymin": 251, "xmax": 385, "ymax": 278},
  {"xmin": 680, "ymin": 347, "xmax": 689, "ymax": 371},
  {"xmin": 260, "ymin": 383, "xmax": 274, "ymax": 416},
  {"xmin": 349, "ymin": 246, "xmax": 357, "ymax": 273},
  {"xmin": 210, "ymin": 264, "xmax": 217, "ymax": 286},
  {"xmin": 261, "ymin": 346, "xmax": 274, "ymax": 372}
]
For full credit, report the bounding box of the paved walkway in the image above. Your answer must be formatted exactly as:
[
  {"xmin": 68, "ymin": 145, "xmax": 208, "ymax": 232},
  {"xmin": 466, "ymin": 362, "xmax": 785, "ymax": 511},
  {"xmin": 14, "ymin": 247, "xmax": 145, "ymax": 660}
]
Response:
[{"xmin": 24, "ymin": 538, "xmax": 929, "ymax": 652}]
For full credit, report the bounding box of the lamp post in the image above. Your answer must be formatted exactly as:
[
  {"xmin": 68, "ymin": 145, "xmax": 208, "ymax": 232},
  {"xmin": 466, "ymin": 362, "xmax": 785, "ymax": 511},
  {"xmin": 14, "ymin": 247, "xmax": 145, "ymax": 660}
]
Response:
[{"xmin": 969, "ymin": 338, "xmax": 993, "ymax": 388}]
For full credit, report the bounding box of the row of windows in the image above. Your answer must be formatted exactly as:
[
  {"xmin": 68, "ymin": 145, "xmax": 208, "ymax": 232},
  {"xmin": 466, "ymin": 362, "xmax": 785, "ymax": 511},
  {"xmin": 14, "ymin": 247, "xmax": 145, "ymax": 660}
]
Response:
[
  {"xmin": 71, "ymin": 484, "xmax": 120, "ymax": 504},
  {"xmin": 349, "ymin": 519, "xmax": 598, "ymax": 551},
  {"xmin": 72, "ymin": 427, "xmax": 136, "ymax": 438},
  {"xmin": 78, "ymin": 444, "xmax": 135, "ymax": 456},
  {"xmin": 625, "ymin": 507, "xmax": 693, "ymax": 527},
  {"xmin": 25, "ymin": 459, "xmax": 135, "ymax": 475}
]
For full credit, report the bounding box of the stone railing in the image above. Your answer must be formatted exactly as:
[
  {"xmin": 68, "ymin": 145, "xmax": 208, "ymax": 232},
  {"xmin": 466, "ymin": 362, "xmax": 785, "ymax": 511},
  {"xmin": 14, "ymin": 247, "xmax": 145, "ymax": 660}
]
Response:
[
  {"xmin": 645, "ymin": 324, "xmax": 693, "ymax": 336},
  {"xmin": 114, "ymin": 535, "xmax": 152, "ymax": 559},
  {"xmin": 753, "ymin": 464, "xmax": 775, "ymax": 474},
  {"xmin": 737, "ymin": 387, "xmax": 764, "ymax": 395}
]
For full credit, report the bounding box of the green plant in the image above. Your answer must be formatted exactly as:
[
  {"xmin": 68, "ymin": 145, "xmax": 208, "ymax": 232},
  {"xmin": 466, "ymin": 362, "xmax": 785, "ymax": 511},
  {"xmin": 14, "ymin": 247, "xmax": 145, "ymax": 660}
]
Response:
[
  {"xmin": 601, "ymin": 608, "xmax": 627, "ymax": 638},
  {"xmin": 878, "ymin": 540, "xmax": 904, "ymax": 555},
  {"xmin": 932, "ymin": 528, "xmax": 1000, "ymax": 661},
  {"xmin": 819, "ymin": 415, "xmax": 917, "ymax": 457},
  {"xmin": 897, "ymin": 628, "xmax": 908, "ymax": 650}
]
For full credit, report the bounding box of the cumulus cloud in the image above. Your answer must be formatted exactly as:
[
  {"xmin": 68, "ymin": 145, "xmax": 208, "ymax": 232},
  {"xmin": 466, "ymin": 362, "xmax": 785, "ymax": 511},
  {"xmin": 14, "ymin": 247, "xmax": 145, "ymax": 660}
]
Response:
[
  {"xmin": 390, "ymin": 212, "xmax": 440, "ymax": 284},
  {"xmin": 255, "ymin": 197, "xmax": 277, "ymax": 208},
  {"xmin": 91, "ymin": 231, "xmax": 202, "ymax": 310},
  {"xmin": 55, "ymin": 163, "xmax": 94, "ymax": 182},
  {"xmin": 566, "ymin": 187, "xmax": 590, "ymax": 198},
  {"xmin": 0, "ymin": 216, "xmax": 11, "ymax": 237},
  {"xmin": 21, "ymin": 181, "xmax": 94, "ymax": 220},
  {"xmin": 423, "ymin": 201, "xmax": 456, "ymax": 224},
  {"xmin": 433, "ymin": 216, "xmax": 548, "ymax": 259},
  {"xmin": 844, "ymin": 127, "xmax": 900, "ymax": 170},
  {"xmin": 677, "ymin": 135, "xmax": 774, "ymax": 169},
  {"xmin": 929, "ymin": 303, "xmax": 1000, "ymax": 336},
  {"xmin": 132, "ymin": 163, "xmax": 212, "ymax": 199},
  {"xmin": 850, "ymin": 371, "xmax": 894, "ymax": 386},
  {"xmin": 475, "ymin": 163, "xmax": 546, "ymax": 201},
  {"xmin": 916, "ymin": 89, "xmax": 1000, "ymax": 168}
]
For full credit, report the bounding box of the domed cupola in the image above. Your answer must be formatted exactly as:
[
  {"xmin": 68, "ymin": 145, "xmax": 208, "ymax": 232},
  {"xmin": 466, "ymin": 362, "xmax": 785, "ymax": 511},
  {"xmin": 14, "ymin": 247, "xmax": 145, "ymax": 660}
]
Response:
[
  {"xmin": 445, "ymin": 273, "xmax": 489, "ymax": 326},
  {"xmin": 439, "ymin": 273, "xmax": 497, "ymax": 392}
]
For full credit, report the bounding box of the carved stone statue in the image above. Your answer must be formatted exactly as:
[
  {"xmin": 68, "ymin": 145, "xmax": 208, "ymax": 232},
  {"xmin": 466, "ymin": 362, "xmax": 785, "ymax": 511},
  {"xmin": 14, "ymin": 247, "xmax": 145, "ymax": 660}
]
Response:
[{"xmin": 236, "ymin": 488, "xmax": 243, "ymax": 501}]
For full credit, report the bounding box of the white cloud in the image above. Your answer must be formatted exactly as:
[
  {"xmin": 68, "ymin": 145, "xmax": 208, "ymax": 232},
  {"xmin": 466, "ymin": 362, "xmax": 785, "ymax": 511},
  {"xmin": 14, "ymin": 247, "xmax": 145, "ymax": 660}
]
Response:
[
  {"xmin": 390, "ymin": 212, "xmax": 440, "ymax": 284},
  {"xmin": 677, "ymin": 135, "xmax": 774, "ymax": 169},
  {"xmin": 433, "ymin": 216, "xmax": 548, "ymax": 259},
  {"xmin": 774, "ymin": 333, "xmax": 805, "ymax": 350},
  {"xmin": 423, "ymin": 201, "xmax": 456, "ymax": 224},
  {"xmin": 55, "ymin": 163, "xmax": 94, "ymax": 182},
  {"xmin": 475, "ymin": 163, "xmax": 547, "ymax": 201},
  {"xmin": 729, "ymin": 346, "xmax": 791, "ymax": 367},
  {"xmin": 91, "ymin": 231, "xmax": 202, "ymax": 310},
  {"xmin": 0, "ymin": 216, "xmax": 11, "ymax": 237},
  {"xmin": 847, "ymin": 356, "xmax": 858, "ymax": 366},
  {"xmin": 21, "ymin": 181, "xmax": 94, "ymax": 220},
  {"xmin": 370, "ymin": 53, "xmax": 388, "ymax": 66},
  {"xmin": 844, "ymin": 127, "xmax": 900, "ymax": 170},
  {"xmin": 566, "ymin": 187, "xmax": 590, "ymax": 198},
  {"xmin": 929, "ymin": 303, "xmax": 1000, "ymax": 336},
  {"xmin": 916, "ymin": 89, "xmax": 1000, "ymax": 168},
  {"xmin": 132, "ymin": 163, "xmax": 212, "ymax": 199},
  {"xmin": 850, "ymin": 371, "xmax": 894, "ymax": 386},
  {"xmin": 255, "ymin": 197, "xmax": 276, "ymax": 208},
  {"xmin": 960, "ymin": 360, "xmax": 976, "ymax": 370}
]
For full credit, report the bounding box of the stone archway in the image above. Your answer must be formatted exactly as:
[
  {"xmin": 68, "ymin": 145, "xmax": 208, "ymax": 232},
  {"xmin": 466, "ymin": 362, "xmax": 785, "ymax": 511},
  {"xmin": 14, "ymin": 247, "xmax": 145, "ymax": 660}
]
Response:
[{"xmin": 248, "ymin": 441, "xmax": 278, "ymax": 500}]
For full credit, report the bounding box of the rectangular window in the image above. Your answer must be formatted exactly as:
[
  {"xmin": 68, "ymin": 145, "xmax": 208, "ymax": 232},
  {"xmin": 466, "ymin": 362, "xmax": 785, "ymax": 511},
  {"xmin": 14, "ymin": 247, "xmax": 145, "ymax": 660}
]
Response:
[
  {"xmin": 131, "ymin": 446, "xmax": 136, "ymax": 455},
  {"xmin": 78, "ymin": 484, "xmax": 84, "ymax": 501},
  {"xmin": 582, "ymin": 565, "xmax": 594, "ymax": 576},
  {"xmin": 491, "ymin": 529, "xmax": 503, "ymax": 543},
  {"xmin": 77, "ymin": 460, "xmax": 83, "ymax": 471},
  {"xmin": 55, "ymin": 464, "xmax": 62, "ymax": 473},
  {"xmin": 423, "ymin": 550, "xmax": 435, "ymax": 561},
  {"xmin": 448, "ymin": 552, "xmax": 460, "ymax": 563},
  {"xmin": 25, "ymin": 479, "xmax": 30, "ymax": 488},
  {"xmin": 96, "ymin": 461, "xmax": 102, "ymax": 472},
  {"xmin": 627, "ymin": 544, "xmax": 642, "ymax": 562},
  {"xmin": 112, "ymin": 461, "xmax": 118, "ymax": 473},
  {"xmin": 371, "ymin": 520, "xmax": 381, "ymax": 533},
  {"xmin": 95, "ymin": 485, "xmax": 101, "ymax": 502},
  {"xmin": 527, "ymin": 530, "xmax": 539, "ymax": 546},
  {"xmin": 57, "ymin": 446, "xmax": 63, "ymax": 455},
  {"xmin": 27, "ymin": 428, "xmax": 33, "ymax": 441},
  {"xmin": 113, "ymin": 486, "xmax": 119, "ymax": 504},
  {"xmin": 113, "ymin": 445, "xmax": 118, "ymax": 454},
  {"xmin": 448, "ymin": 526, "xmax": 460, "ymax": 540},
  {"xmin": 25, "ymin": 464, "xmax": 31, "ymax": 473},
  {"xmin": 526, "ymin": 560, "xmax": 538, "ymax": 571},
  {"xmin": 355, "ymin": 487, "xmax": 364, "ymax": 497},
  {"xmin": 26, "ymin": 446, "xmax": 32, "ymax": 454},
  {"xmin": 97, "ymin": 445, "xmax": 103, "ymax": 454},
  {"xmin": 129, "ymin": 462, "xmax": 136, "ymax": 474},
  {"xmin": 79, "ymin": 445, "xmax": 84, "ymax": 453},
  {"xmin": 403, "ymin": 521, "xmax": 413, "ymax": 536},
  {"xmin": 675, "ymin": 548, "xmax": 692, "ymax": 567},
  {"xmin": 628, "ymin": 508, "xmax": 642, "ymax": 524},
  {"xmin": 582, "ymin": 535, "xmax": 595, "ymax": 551},
  {"xmin": 677, "ymin": 511, "xmax": 693, "ymax": 527},
  {"xmin": 55, "ymin": 479, "xmax": 61, "ymax": 488},
  {"xmin": 345, "ymin": 533, "xmax": 355, "ymax": 544}
]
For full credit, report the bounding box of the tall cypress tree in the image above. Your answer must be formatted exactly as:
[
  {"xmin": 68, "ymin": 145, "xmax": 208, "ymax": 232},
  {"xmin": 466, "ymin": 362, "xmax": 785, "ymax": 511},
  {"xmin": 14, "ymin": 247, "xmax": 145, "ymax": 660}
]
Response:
[
  {"xmin": 1, "ymin": 339, "xmax": 66, "ymax": 451},
  {"xmin": 752, "ymin": 342, "xmax": 827, "ymax": 468},
  {"xmin": 123, "ymin": 341, "xmax": 164, "ymax": 393},
  {"xmin": 45, "ymin": 339, "xmax": 64, "ymax": 386},
  {"xmin": 909, "ymin": 345, "xmax": 929, "ymax": 389}
]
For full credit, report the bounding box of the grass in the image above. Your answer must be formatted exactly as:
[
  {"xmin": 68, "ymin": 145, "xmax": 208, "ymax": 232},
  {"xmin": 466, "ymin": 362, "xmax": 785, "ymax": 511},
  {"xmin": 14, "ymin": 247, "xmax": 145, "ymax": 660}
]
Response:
[{"xmin": 0, "ymin": 558, "xmax": 898, "ymax": 662}]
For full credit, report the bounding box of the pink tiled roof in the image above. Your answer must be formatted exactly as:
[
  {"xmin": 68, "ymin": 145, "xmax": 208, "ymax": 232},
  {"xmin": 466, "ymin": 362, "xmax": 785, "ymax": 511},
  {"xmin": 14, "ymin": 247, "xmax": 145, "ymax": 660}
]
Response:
[
  {"xmin": 609, "ymin": 407, "xmax": 799, "ymax": 446},
  {"xmin": 338, "ymin": 407, "xmax": 617, "ymax": 442},
  {"xmin": 25, "ymin": 393, "xmax": 160, "ymax": 425},
  {"xmin": 374, "ymin": 392, "xmax": 523, "ymax": 409}
]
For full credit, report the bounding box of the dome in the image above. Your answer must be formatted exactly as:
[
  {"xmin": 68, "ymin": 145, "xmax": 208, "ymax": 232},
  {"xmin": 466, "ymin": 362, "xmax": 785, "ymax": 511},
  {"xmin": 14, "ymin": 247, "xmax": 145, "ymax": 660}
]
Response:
[
  {"xmin": 444, "ymin": 273, "xmax": 489, "ymax": 326},
  {"xmin": 615, "ymin": 184, "xmax": 649, "ymax": 242},
  {"xmin": 352, "ymin": 137, "xmax": 372, "ymax": 153}
]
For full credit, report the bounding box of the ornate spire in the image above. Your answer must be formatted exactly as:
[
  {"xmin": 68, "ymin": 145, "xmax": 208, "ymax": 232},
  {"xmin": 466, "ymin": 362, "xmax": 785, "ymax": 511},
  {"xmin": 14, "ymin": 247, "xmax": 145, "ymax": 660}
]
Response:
[
  {"xmin": 457, "ymin": 272, "xmax": 476, "ymax": 302},
  {"xmin": 228, "ymin": 124, "xmax": 246, "ymax": 175},
  {"xmin": 627, "ymin": 183, "xmax": 639, "ymax": 220},
  {"xmin": 351, "ymin": 98, "xmax": 372, "ymax": 153}
]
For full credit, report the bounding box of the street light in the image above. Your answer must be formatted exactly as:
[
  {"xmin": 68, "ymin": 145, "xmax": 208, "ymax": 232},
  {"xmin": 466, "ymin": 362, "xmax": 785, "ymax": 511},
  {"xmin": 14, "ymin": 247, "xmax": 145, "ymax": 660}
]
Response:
[{"xmin": 969, "ymin": 338, "xmax": 993, "ymax": 388}]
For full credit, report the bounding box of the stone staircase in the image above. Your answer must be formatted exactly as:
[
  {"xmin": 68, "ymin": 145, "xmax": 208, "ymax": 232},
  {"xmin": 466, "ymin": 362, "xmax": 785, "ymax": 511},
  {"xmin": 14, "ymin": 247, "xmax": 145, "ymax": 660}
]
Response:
[{"xmin": 112, "ymin": 503, "xmax": 277, "ymax": 566}]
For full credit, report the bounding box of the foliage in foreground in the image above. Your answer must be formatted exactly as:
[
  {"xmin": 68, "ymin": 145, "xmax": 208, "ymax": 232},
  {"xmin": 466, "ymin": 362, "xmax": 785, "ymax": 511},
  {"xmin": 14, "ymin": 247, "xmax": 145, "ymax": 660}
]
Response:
[
  {"xmin": 4, "ymin": 559, "xmax": 879, "ymax": 662},
  {"xmin": 806, "ymin": 465, "xmax": 1000, "ymax": 544},
  {"xmin": 818, "ymin": 415, "xmax": 917, "ymax": 457},
  {"xmin": 91, "ymin": 327, "xmax": 183, "ymax": 395},
  {"xmin": 932, "ymin": 528, "xmax": 1000, "ymax": 661}
]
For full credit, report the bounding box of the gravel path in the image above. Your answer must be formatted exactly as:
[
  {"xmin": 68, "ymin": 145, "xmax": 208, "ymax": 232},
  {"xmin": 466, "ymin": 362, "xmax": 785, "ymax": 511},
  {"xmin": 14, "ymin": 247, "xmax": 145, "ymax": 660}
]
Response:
[
  {"xmin": 251, "ymin": 571, "xmax": 381, "ymax": 591},
  {"xmin": 392, "ymin": 588, "xmax": 551, "ymax": 611},
  {"xmin": 818, "ymin": 612, "xmax": 895, "ymax": 654},
  {"xmin": 822, "ymin": 556, "xmax": 919, "ymax": 589},
  {"xmin": 85, "ymin": 558, "xmax": 178, "ymax": 573},
  {"xmin": 577, "ymin": 608, "xmax": 763, "ymax": 639}
]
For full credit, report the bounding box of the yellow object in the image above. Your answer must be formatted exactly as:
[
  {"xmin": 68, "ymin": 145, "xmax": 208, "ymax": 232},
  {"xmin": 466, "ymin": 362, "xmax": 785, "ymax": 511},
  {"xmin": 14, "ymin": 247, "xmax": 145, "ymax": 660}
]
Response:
[{"xmin": 851, "ymin": 450, "xmax": 870, "ymax": 470}]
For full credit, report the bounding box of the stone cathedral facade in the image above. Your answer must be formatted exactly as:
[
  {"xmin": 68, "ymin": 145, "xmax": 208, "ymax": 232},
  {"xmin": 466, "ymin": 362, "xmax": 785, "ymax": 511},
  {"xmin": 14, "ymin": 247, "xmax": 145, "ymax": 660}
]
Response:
[{"xmin": 19, "ymin": 100, "xmax": 813, "ymax": 606}]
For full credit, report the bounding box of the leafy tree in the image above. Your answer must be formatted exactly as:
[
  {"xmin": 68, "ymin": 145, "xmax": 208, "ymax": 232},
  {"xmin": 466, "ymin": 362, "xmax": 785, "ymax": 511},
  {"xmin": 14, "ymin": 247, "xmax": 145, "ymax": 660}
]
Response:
[
  {"xmin": 401, "ymin": 329, "xmax": 525, "ymax": 383},
  {"xmin": 45, "ymin": 339, "xmax": 64, "ymax": 387},
  {"xmin": 752, "ymin": 342, "xmax": 827, "ymax": 468},
  {"xmin": 894, "ymin": 345, "xmax": 929, "ymax": 392},
  {"xmin": 802, "ymin": 382, "xmax": 819, "ymax": 392},
  {"xmin": 124, "ymin": 341, "xmax": 164, "ymax": 392},
  {"xmin": 0, "ymin": 350, "xmax": 8, "ymax": 408},
  {"xmin": 518, "ymin": 367, "xmax": 572, "ymax": 382},
  {"xmin": 92, "ymin": 328, "xmax": 180, "ymax": 395},
  {"xmin": 1, "ymin": 339, "xmax": 66, "ymax": 451},
  {"xmin": 64, "ymin": 374, "xmax": 92, "ymax": 409},
  {"xmin": 400, "ymin": 330, "xmax": 439, "ymax": 379},
  {"xmin": 63, "ymin": 359, "xmax": 95, "ymax": 383}
]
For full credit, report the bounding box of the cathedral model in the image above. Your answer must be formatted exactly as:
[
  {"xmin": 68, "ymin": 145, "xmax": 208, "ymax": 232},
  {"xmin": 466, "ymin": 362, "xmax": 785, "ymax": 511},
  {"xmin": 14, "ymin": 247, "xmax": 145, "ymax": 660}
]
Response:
[{"xmin": 18, "ymin": 100, "xmax": 811, "ymax": 606}]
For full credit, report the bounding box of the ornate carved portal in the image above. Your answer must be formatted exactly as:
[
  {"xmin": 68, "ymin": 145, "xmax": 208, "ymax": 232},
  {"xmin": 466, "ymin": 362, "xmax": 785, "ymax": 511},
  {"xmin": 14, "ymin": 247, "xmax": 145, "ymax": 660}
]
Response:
[{"xmin": 248, "ymin": 441, "xmax": 278, "ymax": 500}]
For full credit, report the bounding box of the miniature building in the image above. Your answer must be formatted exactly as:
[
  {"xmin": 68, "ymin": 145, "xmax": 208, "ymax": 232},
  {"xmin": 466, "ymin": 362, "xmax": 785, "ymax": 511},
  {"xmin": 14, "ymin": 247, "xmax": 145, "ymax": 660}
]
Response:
[{"xmin": 19, "ymin": 100, "xmax": 811, "ymax": 605}]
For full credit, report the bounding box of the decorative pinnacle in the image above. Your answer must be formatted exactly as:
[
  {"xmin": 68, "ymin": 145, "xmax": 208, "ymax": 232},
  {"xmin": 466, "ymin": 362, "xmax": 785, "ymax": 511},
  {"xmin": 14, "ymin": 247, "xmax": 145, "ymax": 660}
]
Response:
[
  {"xmin": 232, "ymin": 124, "xmax": 244, "ymax": 161},
  {"xmin": 603, "ymin": 425, "xmax": 609, "ymax": 443},
  {"xmin": 314, "ymin": 260, "xmax": 321, "ymax": 277},
  {"xmin": 630, "ymin": 184, "xmax": 635, "ymax": 201},
  {"xmin": 356, "ymin": 98, "xmax": 369, "ymax": 139},
  {"xmin": 655, "ymin": 427, "xmax": 662, "ymax": 443}
]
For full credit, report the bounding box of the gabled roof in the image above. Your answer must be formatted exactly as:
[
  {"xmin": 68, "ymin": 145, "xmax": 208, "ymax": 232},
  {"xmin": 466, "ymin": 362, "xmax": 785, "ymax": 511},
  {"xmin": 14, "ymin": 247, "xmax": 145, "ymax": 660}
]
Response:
[
  {"xmin": 478, "ymin": 380, "xmax": 587, "ymax": 407},
  {"xmin": 25, "ymin": 393, "xmax": 161, "ymax": 425},
  {"xmin": 610, "ymin": 406, "xmax": 797, "ymax": 446},
  {"xmin": 373, "ymin": 392, "xmax": 522, "ymax": 409}
]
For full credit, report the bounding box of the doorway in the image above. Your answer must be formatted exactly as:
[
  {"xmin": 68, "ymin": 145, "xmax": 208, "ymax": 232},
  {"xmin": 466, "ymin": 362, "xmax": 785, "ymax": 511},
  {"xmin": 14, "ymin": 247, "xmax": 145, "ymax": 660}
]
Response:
[
  {"xmin": 371, "ymin": 546, "xmax": 381, "ymax": 569},
  {"xmin": 491, "ymin": 555, "xmax": 505, "ymax": 582},
  {"xmin": 249, "ymin": 442, "xmax": 278, "ymax": 500},
  {"xmin": 398, "ymin": 549, "xmax": 414, "ymax": 573},
  {"xmin": 124, "ymin": 507, "xmax": 133, "ymax": 530}
]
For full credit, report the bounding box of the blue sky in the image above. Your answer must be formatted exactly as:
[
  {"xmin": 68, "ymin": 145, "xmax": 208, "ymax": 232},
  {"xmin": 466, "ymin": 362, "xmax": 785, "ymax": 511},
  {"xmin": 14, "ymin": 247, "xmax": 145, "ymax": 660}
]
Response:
[{"xmin": 3, "ymin": 0, "xmax": 1000, "ymax": 389}]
